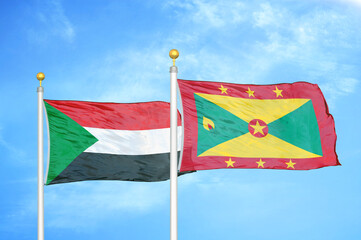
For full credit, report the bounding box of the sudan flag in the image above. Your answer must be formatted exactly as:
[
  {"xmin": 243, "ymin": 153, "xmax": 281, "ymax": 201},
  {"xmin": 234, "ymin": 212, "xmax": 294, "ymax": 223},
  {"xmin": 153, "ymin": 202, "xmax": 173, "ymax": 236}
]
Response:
[
  {"xmin": 178, "ymin": 79, "xmax": 339, "ymax": 171},
  {"xmin": 44, "ymin": 100, "xmax": 182, "ymax": 185}
]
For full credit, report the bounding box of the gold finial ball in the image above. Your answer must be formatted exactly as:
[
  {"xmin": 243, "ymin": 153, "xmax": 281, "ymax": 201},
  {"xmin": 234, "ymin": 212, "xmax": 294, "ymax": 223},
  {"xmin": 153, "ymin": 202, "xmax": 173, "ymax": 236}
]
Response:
[
  {"xmin": 169, "ymin": 49, "xmax": 179, "ymax": 60},
  {"xmin": 36, "ymin": 72, "xmax": 45, "ymax": 81}
]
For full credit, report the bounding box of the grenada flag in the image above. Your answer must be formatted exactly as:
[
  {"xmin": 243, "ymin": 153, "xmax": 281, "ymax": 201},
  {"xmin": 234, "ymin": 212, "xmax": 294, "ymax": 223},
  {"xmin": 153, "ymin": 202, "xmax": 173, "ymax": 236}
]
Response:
[{"xmin": 178, "ymin": 79, "xmax": 339, "ymax": 172}]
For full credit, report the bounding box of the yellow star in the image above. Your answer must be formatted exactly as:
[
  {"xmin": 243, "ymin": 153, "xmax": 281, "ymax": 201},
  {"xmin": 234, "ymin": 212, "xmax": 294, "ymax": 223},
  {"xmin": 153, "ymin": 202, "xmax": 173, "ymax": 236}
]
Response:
[
  {"xmin": 225, "ymin": 158, "xmax": 235, "ymax": 168},
  {"xmin": 219, "ymin": 85, "xmax": 228, "ymax": 94},
  {"xmin": 285, "ymin": 159, "xmax": 296, "ymax": 169},
  {"xmin": 246, "ymin": 87, "xmax": 255, "ymax": 97},
  {"xmin": 250, "ymin": 121, "xmax": 266, "ymax": 135},
  {"xmin": 256, "ymin": 159, "xmax": 265, "ymax": 168},
  {"xmin": 273, "ymin": 86, "xmax": 283, "ymax": 97}
]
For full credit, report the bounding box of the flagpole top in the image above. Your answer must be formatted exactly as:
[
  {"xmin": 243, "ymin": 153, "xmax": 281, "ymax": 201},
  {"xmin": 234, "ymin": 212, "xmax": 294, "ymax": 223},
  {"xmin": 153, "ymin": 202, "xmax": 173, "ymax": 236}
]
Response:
[
  {"xmin": 36, "ymin": 72, "xmax": 45, "ymax": 86},
  {"xmin": 169, "ymin": 49, "xmax": 179, "ymax": 66}
]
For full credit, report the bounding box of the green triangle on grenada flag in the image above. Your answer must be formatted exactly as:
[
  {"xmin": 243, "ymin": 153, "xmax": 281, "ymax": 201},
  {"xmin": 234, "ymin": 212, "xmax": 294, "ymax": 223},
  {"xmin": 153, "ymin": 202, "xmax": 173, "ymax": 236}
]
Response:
[
  {"xmin": 268, "ymin": 100, "xmax": 323, "ymax": 156},
  {"xmin": 194, "ymin": 93, "xmax": 248, "ymax": 156}
]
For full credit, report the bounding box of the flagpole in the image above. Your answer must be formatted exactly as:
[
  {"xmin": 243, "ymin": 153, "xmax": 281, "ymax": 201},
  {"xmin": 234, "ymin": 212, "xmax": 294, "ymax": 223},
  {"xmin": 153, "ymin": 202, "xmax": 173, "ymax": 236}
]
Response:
[
  {"xmin": 169, "ymin": 49, "xmax": 179, "ymax": 240},
  {"xmin": 37, "ymin": 72, "xmax": 45, "ymax": 240}
]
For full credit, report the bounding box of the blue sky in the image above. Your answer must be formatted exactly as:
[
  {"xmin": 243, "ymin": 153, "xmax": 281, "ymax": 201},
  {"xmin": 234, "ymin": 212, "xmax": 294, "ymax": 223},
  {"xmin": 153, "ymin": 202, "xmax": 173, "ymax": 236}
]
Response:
[{"xmin": 1, "ymin": 0, "xmax": 361, "ymax": 239}]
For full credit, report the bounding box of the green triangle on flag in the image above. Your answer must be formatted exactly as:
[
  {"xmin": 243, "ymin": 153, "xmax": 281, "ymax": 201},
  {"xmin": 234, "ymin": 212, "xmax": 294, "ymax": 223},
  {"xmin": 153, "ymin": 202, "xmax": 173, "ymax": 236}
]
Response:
[
  {"xmin": 195, "ymin": 93, "xmax": 249, "ymax": 156},
  {"xmin": 268, "ymin": 100, "xmax": 323, "ymax": 156},
  {"xmin": 44, "ymin": 102, "xmax": 98, "ymax": 185}
]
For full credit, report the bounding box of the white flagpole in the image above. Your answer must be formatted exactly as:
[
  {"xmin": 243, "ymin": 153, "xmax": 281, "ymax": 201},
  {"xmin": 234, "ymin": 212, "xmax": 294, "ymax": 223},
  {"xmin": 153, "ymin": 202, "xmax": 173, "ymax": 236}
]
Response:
[
  {"xmin": 37, "ymin": 72, "xmax": 45, "ymax": 240},
  {"xmin": 169, "ymin": 49, "xmax": 179, "ymax": 240}
]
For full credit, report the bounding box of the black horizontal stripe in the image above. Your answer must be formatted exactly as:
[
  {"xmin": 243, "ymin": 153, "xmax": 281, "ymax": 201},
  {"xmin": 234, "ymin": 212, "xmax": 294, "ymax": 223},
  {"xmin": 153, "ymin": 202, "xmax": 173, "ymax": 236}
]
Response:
[{"xmin": 47, "ymin": 152, "xmax": 188, "ymax": 185}]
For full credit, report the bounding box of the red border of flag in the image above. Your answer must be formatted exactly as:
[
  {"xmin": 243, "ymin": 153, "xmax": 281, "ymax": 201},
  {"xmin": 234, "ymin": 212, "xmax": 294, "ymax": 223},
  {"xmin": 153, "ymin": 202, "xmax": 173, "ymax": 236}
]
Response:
[{"xmin": 178, "ymin": 79, "xmax": 340, "ymax": 172}]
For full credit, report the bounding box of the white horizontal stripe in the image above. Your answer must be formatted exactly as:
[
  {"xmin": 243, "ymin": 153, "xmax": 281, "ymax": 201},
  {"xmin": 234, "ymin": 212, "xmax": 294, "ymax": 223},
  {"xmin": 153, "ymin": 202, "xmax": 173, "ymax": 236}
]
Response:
[{"xmin": 84, "ymin": 126, "xmax": 182, "ymax": 155}]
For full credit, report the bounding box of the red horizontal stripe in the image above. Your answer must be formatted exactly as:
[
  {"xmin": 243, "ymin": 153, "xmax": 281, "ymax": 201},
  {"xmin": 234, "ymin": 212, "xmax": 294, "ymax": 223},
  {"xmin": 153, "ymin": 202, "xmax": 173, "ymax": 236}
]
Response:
[{"xmin": 44, "ymin": 100, "xmax": 182, "ymax": 130}]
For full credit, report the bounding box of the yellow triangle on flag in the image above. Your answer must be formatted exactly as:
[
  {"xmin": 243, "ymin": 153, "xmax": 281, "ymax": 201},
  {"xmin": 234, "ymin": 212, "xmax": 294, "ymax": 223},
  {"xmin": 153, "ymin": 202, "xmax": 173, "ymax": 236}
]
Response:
[
  {"xmin": 195, "ymin": 93, "xmax": 310, "ymax": 124},
  {"xmin": 199, "ymin": 132, "xmax": 322, "ymax": 158}
]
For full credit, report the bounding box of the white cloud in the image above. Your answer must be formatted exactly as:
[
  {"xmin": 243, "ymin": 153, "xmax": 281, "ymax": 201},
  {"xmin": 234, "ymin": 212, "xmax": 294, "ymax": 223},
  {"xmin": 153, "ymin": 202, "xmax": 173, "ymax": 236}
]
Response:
[
  {"xmin": 29, "ymin": 0, "xmax": 75, "ymax": 43},
  {"xmin": 3, "ymin": 178, "xmax": 170, "ymax": 231},
  {"xmin": 339, "ymin": 78, "xmax": 359, "ymax": 93},
  {"xmin": 253, "ymin": 2, "xmax": 283, "ymax": 28},
  {"xmin": 0, "ymin": 127, "xmax": 26, "ymax": 161},
  {"xmin": 69, "ymin": 47, "xmax": 172, "ymax": 103},
  {"xmin": 179, "ymin": 170, "xmax": 295, "ymax": 220},
  {"xmin": 44, "ymin": 181, "xmax": 169, "ymax": 229},
  {"xmin": 4, "ymin": 174, "xmax": 198, "ymax": 231},
  {"xmin": 165, "ymin": 0, "xmax": 245, "ymax": 28},
  {"xmin": 248, "ymin": 3, "xmax": 361, "ymax": 103},
  {"xmin": 320, "ymin": 77, "xmax": 359, "ymax": 108},
  {"xmin": 333, "ymin": 0, "xmax": 361, "ymax": 8},
  {"xmin": 51, "ymin": 0, "xmax": 359, "ymax": 107}
]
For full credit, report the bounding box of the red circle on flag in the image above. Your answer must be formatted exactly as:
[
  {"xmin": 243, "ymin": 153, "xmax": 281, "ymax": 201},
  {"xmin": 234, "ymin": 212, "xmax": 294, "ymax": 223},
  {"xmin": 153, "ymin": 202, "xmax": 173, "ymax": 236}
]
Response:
[{"xmin": 248, "ymin": 119, "xmax": 268, "ymax": 138}]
